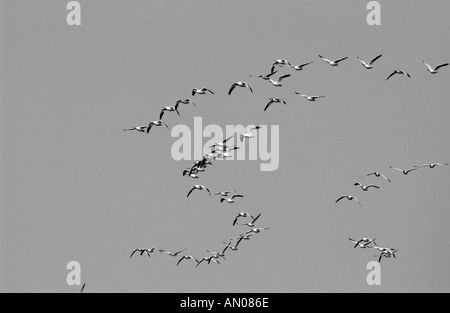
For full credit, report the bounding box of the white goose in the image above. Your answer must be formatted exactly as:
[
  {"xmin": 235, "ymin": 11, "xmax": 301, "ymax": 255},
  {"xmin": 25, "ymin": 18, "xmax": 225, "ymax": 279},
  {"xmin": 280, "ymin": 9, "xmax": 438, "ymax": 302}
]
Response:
[
  {"xmin": 354, "ymin": 182, "xmax": 380, "ymax": 191},
  {"xmin": 365, "ymin": 172, "xmax": 391, "ymax": 182},
  {"xmin": 240, "ymin": 126, "xmax": 262, "ymax": 140},
  {"xmin": 175, "ymin": 98, "xmax": 196, "ymax": 107},
  {"xmin": 130, "ymin": 247, "xmax": 157, "ymax": 258},
  {"xmin": 389, "ymin": 165, "xmax": 418, "ymax": 175},
  {"xmin": 233, "ymin": 212, "xmax": 255, "ymax": 226},
  {"xmin": 268, "ymin": 74, "xmax": 291, "ymax": 87},
  {"xmin": 177, "ymin": 255, "xmax": 199, "ymax": 266},
  {"xmin": 241, "ymin": 213, "xmax": 261, "ymax": 227}
]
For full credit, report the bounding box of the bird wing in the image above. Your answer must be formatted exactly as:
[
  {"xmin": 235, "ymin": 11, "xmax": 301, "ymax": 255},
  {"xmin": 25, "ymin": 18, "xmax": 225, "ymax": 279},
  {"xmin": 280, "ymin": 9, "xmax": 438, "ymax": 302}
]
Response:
[
  {"xmin": 357, "ymin": 56, "xmax": 367, "ymax": 66},
  {"xmin": 231, "ymin": 194, "xmax": 244, "ymax": 200},
  {"xmin": 335, "ymin": 196, "xmax": 346, "ymax": 203},
  {"xmin": 176, "ymin": 256, "xmax": 186, "ymax": 266},
  {"xmin": 423, "ymin": 61, "xmax": 433, "ymax": 71},
  {"xmin": 186, "ymin": 187, "xmax": 195, "ymax": 198},
  {"xmin": 264, "ymin": 101, "xmax": 273, "ymax": 111},
  {"xmin": 434, "ymin": 63, "xmax": 449, "ymax": 71},
  {"xmin": 232, "ymin": 217, "xmax": 239, "ymax": 226},
  {"xmin": 247, "ymin": 84, "xmax": 253, "ymax": 93},
  {"xmin": 252, "ymin": 213, "xmax": 262, "ymax": 223},
  {"xmin": 386, "ymin": 71, "xmax": 396, "ymax": 81},
  {"xmin": 276, "ymin": 74, "xmax": 291, "ymax": 83},
  {"xmin": 192, "ymin": 89, "xmax": 196, "ymax": 96},
  {"xmin": 367, "ymin": 185, "xmax": 380, "ymax": 189},
  {"xmin": 130, "ymin": 249, "xmax": 139, "ymax": 258},
  {"xmin": 206, "ymin": 88, "xmax": 214, "ymax": 94},
  {"xmin": 334, "ymin": 56, "xmax": 348, "ymax": 63},
  {"xmin": 369, "ymin": 54, "xmax": 382, "ymax": 65},
  {"xmin": 228, "ymin": 84, "xmax": 236, "ymax": 95},
  {"xmin": 319, "ymin": 55, "xmax": 331, "ymax": 63},
  {"xmin": 159, "ymin": 110, "xmax": 165, "ymax": 120}
]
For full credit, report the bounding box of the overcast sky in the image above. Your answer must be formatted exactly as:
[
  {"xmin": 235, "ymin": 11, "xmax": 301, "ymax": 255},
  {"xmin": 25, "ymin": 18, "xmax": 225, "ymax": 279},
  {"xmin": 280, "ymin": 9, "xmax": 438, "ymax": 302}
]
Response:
[{"xmin": 1, "ymin": 0, "xmax": 450, "ymax": 292}]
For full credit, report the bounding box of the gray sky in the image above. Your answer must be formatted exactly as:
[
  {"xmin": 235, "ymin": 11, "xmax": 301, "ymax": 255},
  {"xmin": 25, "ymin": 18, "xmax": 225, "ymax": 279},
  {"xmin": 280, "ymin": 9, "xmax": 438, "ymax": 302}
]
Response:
[{"xmin": 1, "ymin": 0, "xmax": 450, "ymax": 292}]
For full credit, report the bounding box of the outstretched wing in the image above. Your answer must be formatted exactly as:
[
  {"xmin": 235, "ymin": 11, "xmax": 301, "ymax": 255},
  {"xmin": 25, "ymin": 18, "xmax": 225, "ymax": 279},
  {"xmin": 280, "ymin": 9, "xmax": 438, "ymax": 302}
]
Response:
[
  {"xmin": 228, "ymin": 84, "xmax": 236, "ymax": 95},
  {"xmin": 276, "ymin": 74, "xmax": 291, "ymax": 83},
  {"xmin": 186, "ymin": 187, "xmax": 195, "ymax": 198},
  {"xmin": 318, "ymin": 55, "xmax": 331, "ymax": 63},
  {"xmin": 369, "ymin": 54, "xmax": 382, "ymax": 65},
  {"xmin": 334, "ymin": 56, "xmax": 348, "ymax": 63},
  {"xmin": 386, "ymin": 71, "xmax": 396, "ymax": 81},
  {"xmin": 434, "ymin": 63, "xmax": 449, "ymax": 71}
]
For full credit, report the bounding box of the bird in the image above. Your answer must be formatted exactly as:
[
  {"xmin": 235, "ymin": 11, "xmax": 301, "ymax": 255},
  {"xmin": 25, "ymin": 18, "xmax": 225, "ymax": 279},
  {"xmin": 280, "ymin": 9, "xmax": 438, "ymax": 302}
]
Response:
[
  {"xmin": 220, "ymin": 194, "xmax": 244, "ymax": 203},
  {"xmin": 336, "ymin": 195, "xmax": 361, "ymax": 207},
  {"xmin": 241, "ymin": 213, "xmax": 262, "ymax": 227},
  {"xmin": 209, "ymin": 135, "xmax": 234, "ymax": 149},
  {"xmin": 223, "ymin": 234, "xmax": 252, "ymax": 251},
  {"xmin": 160, "ymin": 105, "xmax": 180, "ymax": 120},
  {"xmin": 415, "ymin": 163, "xmax": 449, "ymax": 169},
  {"xmin": 290, "ymin": 61, "xmax": 313, "ymax": 71},
  {"xmin": 271, "ymin": 59, "xmax": 292, "ymax": 72},
  {"xmin": 182, "ymin": 169, "xmax": 199, "ymax": 179},
  {"xmin": 386, "ymin": 69, "xmax": 411, "ymax": 81},
  {"xmin": 196, "ymin": 256, "xmax": 220, "ymax": 267},
  {"xmin": 365, "ymin": 172, "xmax": 391, "ymax": 182},
  {"xmin": 80, "ymin": 283, "xmax": 86, "ymax": 293},
  {"xmin": 423, "ymin": 61, "xmax": 449, "ymax": 74},
  {"xmin": 245, "ymin": 227, "xmax": 270, "ymax": 235},
  {"xmin": 264, "ymin": 98, "xmax": 287, "ymax": 111},
  {"xmin": 354, "ymin": 182, "xmax": 380, "ymax": 191},
  {"xmin": 192, "ymin": 88, "xmax": 214, "ymax": 96},
  {"xmin": 268, "ymin": 74, "xmax": 291, "ymax": 87},
  {"xmin": 206, "ymin": 245, "xmax": 229, "ymax": 261},
  {"xmin": 350, "ymin": 238, "xmax": 377, "ymax": 249},
  {"xmin": 232, "ymin": 212, "xmax": 255, "ymax": 226},
  {"xmin": 357, "ymin": 54, "xmax": 382, "ymax": 69},
  {"xmin": 147, "ymin": 120, "xmax": 169, "ymax": 133},
  {"xmin": 318, "ymin": 55, "xmax": 348, "ymax": 66},
  {"xmin": 348, "ymin": 238, "xmax": 373, "ymax": 249},
  {"xmin": 186, "ymin": 185, "xmax": 211, "ymax": 197},
  {"xmin": 240, "ymin": 126, "xmax": 262, "ymax": 141},
  {"xmin": 214, "ymin": 190, "xmax": 237, "ymax": 197},
  {"xmin": 373, "ymin": 247, "xmax": 399, "ymax": 263},
  {"xmin": 249, "ymin": 70, "xmax": 278, "ymax": 81},
  {"xmin": 123, "ymin": 125, "xmax": 148, "ymax": 132},
  {"xmin": 159, "ymin": 248, "xmax": 187, "ymax": 257},
  {"xmin": 177, "ymin": 255, "xmax": 199, "ymax": 266},
  {"xmin": 175, "ymin": 98, "xmax": 196, "ymax": 107},
  {"xmin": 130, "ymin": 248, "xmax": 156, "ymax": 258},
  {"xmin": 294, "ymin": 92, "xmax": 325, "ymax": 102},
  {"xmin": 228, "ymin": 82, "xmax": 253, "ymax": 95},
  {"xmin": 389, "ymin": 166, "xmax": 419, "ymax": 175}
]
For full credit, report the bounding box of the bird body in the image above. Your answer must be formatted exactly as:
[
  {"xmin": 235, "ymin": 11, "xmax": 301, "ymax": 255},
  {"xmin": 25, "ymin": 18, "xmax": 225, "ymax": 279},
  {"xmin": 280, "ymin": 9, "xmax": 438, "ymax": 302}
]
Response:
[
  {"xmin": 319, "ymin": 55, "xmax": 348, "ymax": 66},
  {"xmin": 291, "ymin": 61, "xmax": 313, "ymax": 71},
  {"xmin": 357, "ymin": 54, "xmax": 382, "ymax": 69},
  {"xmin": 268, "ymin": 74, "xmax": 291, "ymax": 87},
  {"xmin": 228, "ymin": 82, "xmax": 253, "ymax": 95},
  {"xmin": 192, "ymin": 88, "xmax": 214, "ymax": 96},
  {"xmin": 423, "ymin": 61, "xmax": 449, "ymax": 74},
  {"xmin": 295, "ymin": 92, "xmax": 325, "ymax": 101}
]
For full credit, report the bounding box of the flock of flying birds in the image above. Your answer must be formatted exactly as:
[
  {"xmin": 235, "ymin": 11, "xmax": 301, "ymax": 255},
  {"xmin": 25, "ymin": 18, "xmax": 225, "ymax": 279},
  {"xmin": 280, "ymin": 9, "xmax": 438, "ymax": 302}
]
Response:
[{"xmin": 124, "ymin": 54, "xmax": 449, "ymax": 268}]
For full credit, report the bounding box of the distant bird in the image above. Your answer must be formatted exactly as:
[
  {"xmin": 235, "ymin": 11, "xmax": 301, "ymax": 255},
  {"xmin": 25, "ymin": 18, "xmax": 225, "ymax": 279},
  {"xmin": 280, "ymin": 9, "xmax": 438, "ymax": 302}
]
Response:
[
  {"xmin": 233, "ymin": 212, "xmax": 255, "ymax": 226},
  {"xmin": 123, "ymin": 125, "xmax": 148, "ymax": 132},
  {"xmin": 354, "ymin": 182, "xmax": 380, "ymax": 191},
  {"xmin": 159, "ymin": 248, "xmax": 187, "ymax": 257},
  {"xmin": 415, "ymin": 163, "xmax": 449, "ymax": 169},
  {"xmin": 220, "ymin": 194, "xmax": 244, "ymax": 203},
  {"xmin": 147, "ymin": 120, "xmax": 169, "ymax": 133},
  {"xmin": 290, "ymin": 61, "xmax": 313, "ymax": 71},
  {"xmin": 373, "ymin": 247, "xmax": 398, "ymax": 263},
  {"xmin": 350, "ymin": 238, "xmax": 377, "ymax": 249},
  {"xmin": 336, "ymin": 195, "xmax": 361, "ymax": 207},
  {"xmin": 192, "ymin": 88, "xmax": 214, "ymax": 96},
  {"xmin": 177, "ymin": 255, "xmax": 199, "ymax": 266},
  {"xmin": 349, "ymin": 238, "xmax": 372, "ymax": 249},
  {"xmin": 386, "ymin": 69, "xmax": 411, "ymax": 81},
  {"xmin": 228, "ymin": 82, "xmax": 253, "ymax": 95},
  {"xmin": 268, "ymin": 74, "xmax": 291, "ymax": 87},
  {"xmin": 187, "ymin": 185, "xmax": 211, "ymax": 197},
  {"xmin": 209, "ymin": 135, "xmax": 234, "ymax": 149},
  {"xmin": 160, "ymin": 105, "xmax": 180, "ymax": 120},
  {"xmin": 175, "ymin": 98, "xmax": 196, "ymax": 107},
  {"xmin": 249, "ymin": 70, "xmax": 278, "ymax": 81},
  {"xmin": 182, "ymin": 169, "xmax": 199, "ymax": 179},
  {"xmin": 241, "ymin": 213, "xmax": 262, "ymax": 227},
  {"xmin": 130, "ymin": 248, "xmax": 156, "ymax": 258},
  {"xmin": 246, "ymin": 227, "xmax": 270, "ymax": 234},
  {"xmin": 196, "ymin": 256, "xmax": 220, "ymax": 267},
  {"xmin": 423, "ymin": 61, "xmax": 449, "ymax": 74},
  {"xmin": 80, "ymin": 283, "xmax": 86, "ymax": 293},
  {"xmin": 365, "ymin": 172, "xmax": 391, "ymax": 182},
  {"xmin": 318, "ymin": 55, "xmax": 348, "ymax": 66},
  {"xmin": 264, "ymin": 98, "xmax": 287, "ymax": 111},
  {"xmin": 223, "ymin": 237, "xmax": 246, "ymax": 252},
  {"xmin": 294, "ymin": 92, "xmax": 325, "ymax": 102},
  {"xmin": 389, "ymin": 166, "xmax": 419, "ymax": 175},
  {"xmin": 271, "ymin": 59, "xmax": 292, "ymax": 72},
  {"xmin": 214, "ymin": 190, "xmax": 237, "ymax": 197},
  {"xmin": 357, "ymin": 54, "xmax": 382, "ymax": 69},
  {"xmin": 240, "ymin": 126, "xmax": 262, "ymax": 141},
  {"xmin": 206, "ymin": 245, "xmax": 229, "ymax": 261}
]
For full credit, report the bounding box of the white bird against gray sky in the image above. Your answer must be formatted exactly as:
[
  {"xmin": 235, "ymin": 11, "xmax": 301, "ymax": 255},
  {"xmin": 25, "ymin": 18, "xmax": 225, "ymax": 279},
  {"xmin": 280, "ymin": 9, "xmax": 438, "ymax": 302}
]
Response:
[
  {"xmin": 123, "ymin": 125, "xmax": 147, "ymax": 132},
  {"xmin": 354, "ymin": 182, "xmax": 380, "ymax": 191},
  {"xmin": 240, "ymin": 213, "xmax": 262, "ymax": 227},
  {"xmin": 186, "ymin": 185, "xmax": 211, "ymax": 198},
  {"xmin": 177, "ymin": 255, "xmax": 199, "ymax": 266},
  {"xmin": 159, "ymin": 105, "xmax": 180, "ymax": 120},
  {"xmin": 264, "ymin": 98, "xmax": 287, "ymax": 111},
  {"xmin": 389, "ymin": 165, "xmax": 419, "ymax": 175},
  {"xmin": 249, "ymin": 70, "xmax": 278, "ymax": 81},
  {"xmin": 158, "ymin": 248, "xmax": 187, "ymax": 257},
  {"xmin": 318, "ymin": 54, "xmax": 348, "ymax": 66},
  {"xmin": 175, "ymin": 98, "xmax": 196, "ymax": 107},
  {"xmin": 271, "ymin": 59, "xmax": 292, "ymax": 72},
  {"xmin": 245, "ymin": 227, "xmax": 270, "ymax": 235},
  {"xmin": 336, "ymin": 195, "xmax": 361, "ymax": 207},
  {"xmin": 220, "ymin": 194, "xmax": 244, "ymax": 203},
  {"xmin": 423, "ymin": 61, "xmax": 449, "ymax": 74},
  {"xmin": 240, "ymin": 126, "xmax": 262, "ymax": 140},
  {"xmin": 349, "ymin": 238, "xmax": 373, "ymax": 249},
  {"xmin": 290, "ymin": 61, "xmax": 313, "ymax": 71},
  {"xmin": 228, "ymin": 82, "xmax": 253, "ymax": 95},
  {"xmin": 130, "ymin": 247, "xmax": 156, "ymax": 258},
  {"xmin": 267, "ymin": 74, "xmax": 291, "ymax": 87},
  {"xmin": 146, "ymin": 120, "xmax": 169, "ymax": 133},
  {"xmin": 357, "ymin": 54, "xmax": 382, "ymax": 69},
  {"xmin": 386, "ymin": 69, "xmax": 411, "ymax": 81},
  {"xmin": 294, "ymin": 92, "xmax": 325, "ymax": 102},
  {"xmin": 349, "ymin": 237, "xmax": 377, "ymax": 249},
  {"xmin": 192, "ymin": 87, "xmax": 214, "ymax": 96},
  {"xmin": 233, "ymin": 212, "xmax": 255, "ymax": 226},
  {"xmin": 364, "ymin": 172, "xmax": 392, "ymax": 182},
  {"xmin": 415, "ymin": 163, "xmax": 449, "ymax": 169}
]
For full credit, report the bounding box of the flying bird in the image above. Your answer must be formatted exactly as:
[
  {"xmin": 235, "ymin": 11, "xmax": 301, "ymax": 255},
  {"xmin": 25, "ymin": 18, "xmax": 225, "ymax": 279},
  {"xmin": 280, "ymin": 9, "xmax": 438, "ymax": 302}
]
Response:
[
  {"xmin": 268, "ymin": 74, "xmax": 291, "ymax": 87},
  {"xmin": 209, "ymin": 135, "xmax": 234, "ymax": 149},
  {"xmin": 220, "ymin": 194, "xmax": 244, "ymax": 203},
  {"xmin": 365, "ymin": 172, "xmax": 391, "ymax": 182},
  {"xmin": 318, "ymin": 55, "xmax": 348, "ymax": 66},
  {"xmin": 192, "ymin": 88, "xmax": 214, "ymax": 96},
  {"xmin": 389, "ymin": 166, "xmax": 419, "ymax": 175},
  {"xmin": 176, "ymin": 98, "xmax": 196, "ymax": 107},
  {"xmin": 357, "ymin": 54, "xmax": 382, "ymax": 69},
  {"xmin": 240, "ymin": 126, "xmax": 262, "ymax": 141},
  {"xmin": 177, "ymin": 255, "xmax": 199, "ymax": 266},
  {"xmin": 249, "ymin": 70, "xmax": 278, "ymax": 81},
  {"xmin": 147, "ymin": 120, "xmax": 169, "ymax": 133},
  {"xmin": 423, "ymin": 61, "xmax": 449, "ymax": 74},
  {"xmin": 354, "ymin": 182, "xmax": 380, "ymax": 191},
  {"xmin": 233, "ymin": 212, "xmax": 255, "ymax": 226},
  {"xmin": 245, "ymin": 227, "xmax": 270, "ymax": 234},
  {"xmin": 349, "ymin": 238, "xmax": 373, "ymax": 249},
  {"xmin": 241, "ymin": 213, "xmax": 262, "ymax": 227},
  {"xmin": 373, "ymin": 247, "xmax": 399, "ymax": 263},
  {"xmin": 186, "ymin": 185, "xmax": 211, "ymax": 197},
  {"xmin": 160, "ymin": 105, "xmax": 180, "ymax": 120},
  {"xmin": 228, "ymin": 82, "xmax": 253, "ymax": 95},
  {"xmin": 196, "ymin": 256, "xmax": 220, "ymax": 267},
  {"xmin": 130, "ymin": 248, "xmax": 157, "ymax": 258},
  {"xmin": 415, "ymin": 163, "xmax": 449, "ymax": 169},
  {"xmin": 264, "ymin": 98, "xmax": 287, "ymax": 111},
  {"xmin": 214, "ymin": 190, "xmax": 237, "ymax": 197},
  {"xmin": 350, "ymin": 238, "xmax": 377, "ymax": 249},
  {"xmin": 159, "ymin": 248, "xmax": 187, "ymax": 257},
  {"xmin": 336, "ymin": 195, "xmax": 361, "ymax": 207},
  {"xmin": 386, "ymin": 69, "xmax": 411, "ymax": 81},
  {"xmin": 294, "ymin": 92, "xmax": 325, "ymax": 102},
  {"xmin": 271, "ymin": 59, "xmax": 292, "ymax": 72},
  {"xmin": 290, "ymin": 61, "xmax": 313, "ymax": 71},
  {"xmin": 123, "ymin": 125, "xmax": 148, "ymax": 132}
]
